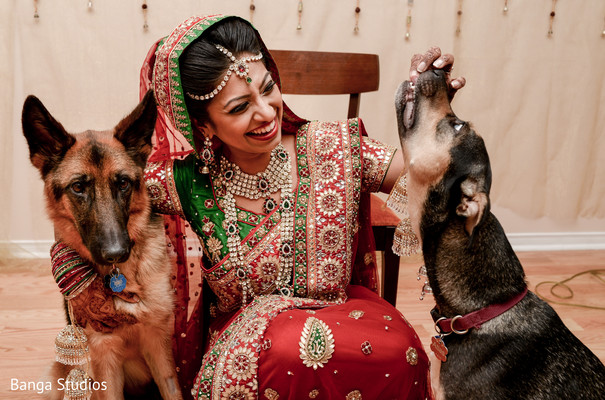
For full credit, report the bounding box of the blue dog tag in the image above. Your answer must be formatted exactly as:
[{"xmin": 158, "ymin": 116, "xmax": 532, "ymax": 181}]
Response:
[{"xmin": 109, "ymin": 268, "xmax": 127, "ymax": 293}]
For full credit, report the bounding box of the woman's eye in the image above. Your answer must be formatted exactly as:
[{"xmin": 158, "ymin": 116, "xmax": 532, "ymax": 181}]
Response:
[
  {"xmin": 71, "ymin": 182, "xmax": 84, "ymax": 194},
  {"xmin": 263, "ymin": 81, "xmax": 276, "ymax": 94},
  {"xmin": 229, "ymin": 102, "xmax": 249, "ymax": 114}
]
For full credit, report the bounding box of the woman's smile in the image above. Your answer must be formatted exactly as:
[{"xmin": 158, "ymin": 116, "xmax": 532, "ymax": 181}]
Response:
[{"xmin": 246, "ymin": 117, "xmax": 278, "ymax": 141}]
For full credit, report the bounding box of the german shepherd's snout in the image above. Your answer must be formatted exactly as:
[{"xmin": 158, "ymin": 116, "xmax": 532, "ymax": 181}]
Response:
[{"xmin": 395, "ymin": 70, "xmax": 605, "ymax": 400}]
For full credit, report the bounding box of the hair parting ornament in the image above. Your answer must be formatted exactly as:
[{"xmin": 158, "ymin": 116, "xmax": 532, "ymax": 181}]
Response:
[{"xmin": 186, "ymin": 44, "xmax": 263, "ymax": 101}]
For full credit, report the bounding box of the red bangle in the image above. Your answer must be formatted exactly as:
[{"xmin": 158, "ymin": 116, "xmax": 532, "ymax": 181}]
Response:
[{"xmin": 51, "ymin": 242, "xmax": 97, "ymax": 299}]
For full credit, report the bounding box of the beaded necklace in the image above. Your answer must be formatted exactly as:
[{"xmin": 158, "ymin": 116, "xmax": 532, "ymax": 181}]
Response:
[{"xmin": 215, "ymin": 144, "xmax": 295, "ymax": 306}]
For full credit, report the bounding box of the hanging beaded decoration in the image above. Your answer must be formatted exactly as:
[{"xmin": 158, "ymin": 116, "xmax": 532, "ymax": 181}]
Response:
[
  {"xmin": 548, "ymin": 0, "xmax": 557, "ymax": 37},
  {"xmin": 33, "ymin": 0, "xmax": 39, "ymax": 19},
  {"xmin": 55, "ymin": 324, "xmax": 90, "ymax": 366},
  {"xmin": 405, "ymin": 0, "xmax": 414, "ymax": 40},
  {"xmin": 503, "ymin": 0, "xmax": 509, "ymax": 14},
  {"xmin": 87, "ymin": 0, "xmax": 93, "ymax": 11},
  {"xmin": 142, "ymin": 0, "xmax": 149, "ymax": 30},
  {"xmin": 455, "ymin": 0, "xmax": 463, "ymax": 36},
  {"xmin": 55, "ymin": 303, "xmax": 93, "ymax": 400},
  {"xmin": 64, "ymin": 368, "xmax": 92, "ymax": 400},
  {"xmin": 354, "ymin": 0, "xmax": 361, "ymax": 33},
  {"xmin": 249, "ymin": 0, "xmax": 256, "ymax": 23},
  {"xmin": 417, "ymin": 265, "xmax": 433, "ymax": 300},
  {"xmin": 297, "ymin": 0, "xmax": 303, "ymax": 30}
]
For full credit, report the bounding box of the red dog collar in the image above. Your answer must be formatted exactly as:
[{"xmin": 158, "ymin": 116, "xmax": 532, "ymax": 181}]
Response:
[{"xmin": 432, "ymin": 287, "xmax": 528, "ymax": 335}]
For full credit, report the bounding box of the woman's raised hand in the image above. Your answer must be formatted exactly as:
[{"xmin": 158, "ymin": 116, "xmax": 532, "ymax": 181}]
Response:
[{"xmin": 409, "ymin": 46, "xmax": 466, "ymax": 98}]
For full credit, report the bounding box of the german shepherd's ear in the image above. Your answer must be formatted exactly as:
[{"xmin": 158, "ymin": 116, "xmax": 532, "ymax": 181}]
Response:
[
  {"xmin": 114, "ymin": 90, "xmax": 157, "ymax": 168},
  {"xmin": 456, "ymin": 177, "xmax": 489, "ymax": 237},
  {"xmin": 22, "ymin": 95, "xmax": 76, "ymax": 177}
]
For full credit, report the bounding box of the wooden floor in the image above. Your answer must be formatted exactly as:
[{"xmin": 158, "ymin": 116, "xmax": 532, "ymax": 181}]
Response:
[{"xmin": 1, "ymin": 251, "xmax": 604, "ymax": 398}]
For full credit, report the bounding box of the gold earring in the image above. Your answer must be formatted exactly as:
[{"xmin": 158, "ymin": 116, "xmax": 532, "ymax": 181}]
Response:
[{"xmin": 200, "ymin": 136, "xmax": 214, "ymax": 174}]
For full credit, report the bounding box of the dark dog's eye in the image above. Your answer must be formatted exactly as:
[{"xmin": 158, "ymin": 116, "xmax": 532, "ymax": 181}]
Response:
[
  {"xmin": 118, "ymin": 178, "xmax": 131, "ymax": 191},
  {"xmin": 71, "ymin": 182, "xmax": 85, "ymax": 194},
  {"xmin": 453, "ymin": 122, "xmax": 465, "ymax": 132}
]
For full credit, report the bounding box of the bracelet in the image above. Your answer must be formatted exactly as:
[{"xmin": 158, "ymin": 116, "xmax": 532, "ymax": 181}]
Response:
[{"xmin": 51, "ymin": 242, "xmax": 98, "ymax": 300}]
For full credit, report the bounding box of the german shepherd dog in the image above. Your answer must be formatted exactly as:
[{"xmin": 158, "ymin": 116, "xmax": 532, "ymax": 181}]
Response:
[
  {"xmin": 22, "ymin": 91, "xmax": 183, "ymax": 400},
  {"xmin": 395, "ymin": 69, "xmax": 605, "ymax": 399}
]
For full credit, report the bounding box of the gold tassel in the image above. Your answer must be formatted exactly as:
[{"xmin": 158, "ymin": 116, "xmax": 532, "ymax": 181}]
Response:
[
  {"xmin": 63, "ymin": 368, "xmax": 92, "ymax": 400},
  {"xmin": 392, "ymin": 218, "xmax": 421, "ymax": 257},
  {"xmin": 386, "ymin": 172, "xmax": 409, "ymax": 216},
  {"xmin": 55, "ymin": 324, "xmax": 90, "ymax": 366}
]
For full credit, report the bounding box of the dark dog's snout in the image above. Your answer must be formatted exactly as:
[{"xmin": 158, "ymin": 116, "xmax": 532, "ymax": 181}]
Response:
[{"xmin": 416, "ymin": 69, "xmax": 447, "ymax": 98}]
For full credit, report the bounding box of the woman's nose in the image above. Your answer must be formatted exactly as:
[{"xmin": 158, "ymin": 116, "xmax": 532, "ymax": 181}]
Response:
[{"xmin": 254, "ymin": 97, "xmax": 275, "ymax": 121}]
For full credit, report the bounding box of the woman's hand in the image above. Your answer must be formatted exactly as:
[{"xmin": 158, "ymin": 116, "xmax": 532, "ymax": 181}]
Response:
[{"xmin": 409, "ymin": 46, "xmax": 466, "ymax": 99}]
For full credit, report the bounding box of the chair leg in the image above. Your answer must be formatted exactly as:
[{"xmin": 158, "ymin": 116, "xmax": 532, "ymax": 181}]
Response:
[{"xmin": 381, "ymin": 227, "xmax": 400, "ymax": 307}]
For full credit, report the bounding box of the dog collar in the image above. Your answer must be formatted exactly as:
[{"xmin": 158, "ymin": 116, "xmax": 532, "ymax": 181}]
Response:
[{"xmin": 431, "ymin": 287, "xmax": 528, "ymax": 335}]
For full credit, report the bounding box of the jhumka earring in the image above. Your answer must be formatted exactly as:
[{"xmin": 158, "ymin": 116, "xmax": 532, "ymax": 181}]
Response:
[
  {"xmin": 200, "ymin": 136, "xmax": 215, "ymax": 174},
  {"xmin": 386, "ymin": 173, "xmax": 421, "ymax": 257}
]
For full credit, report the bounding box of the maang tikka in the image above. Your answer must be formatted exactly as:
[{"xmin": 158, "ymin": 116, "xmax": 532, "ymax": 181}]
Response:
[{"xmin": 386, "ymin": 172, "xmax": 421, "ymax": 257}]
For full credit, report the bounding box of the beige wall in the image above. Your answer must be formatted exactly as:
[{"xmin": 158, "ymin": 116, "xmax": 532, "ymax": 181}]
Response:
[{"xmin": 2, "ymin": 0, "xmax": 604, "ymax": 256}]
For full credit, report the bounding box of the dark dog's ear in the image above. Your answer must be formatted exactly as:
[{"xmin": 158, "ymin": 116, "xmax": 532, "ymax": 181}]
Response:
[
  {"xmin": 456, "ymin": 177, "xmax": 489, "ymax": 236},
  {"xmin": 114, "ymin": 90, "xmax": 157, "ymax": 168},
  {"xmin": 22, "ymin": 95, "xmax": 76, "ymax": 177}
]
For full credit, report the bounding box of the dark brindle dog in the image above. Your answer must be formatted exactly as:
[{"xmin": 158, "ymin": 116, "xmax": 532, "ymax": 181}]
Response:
[
  {"xmin": 395, "ymin": 69, "xmax": 605, "ymax": 400},
  {"xmin": 22, "ymin": 92, "xmax": 182, "ymax": 400}
]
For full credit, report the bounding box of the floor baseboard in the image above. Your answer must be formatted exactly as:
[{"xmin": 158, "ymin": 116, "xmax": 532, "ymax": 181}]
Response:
[{"xmin": 2, "ymin": 232, "xmax": 605, "ymax": 259}]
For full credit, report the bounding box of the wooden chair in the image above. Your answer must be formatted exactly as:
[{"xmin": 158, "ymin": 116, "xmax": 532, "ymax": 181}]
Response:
[{"xmin": 269, "ymin": 49, "xmax": 402, "ymax": 306}]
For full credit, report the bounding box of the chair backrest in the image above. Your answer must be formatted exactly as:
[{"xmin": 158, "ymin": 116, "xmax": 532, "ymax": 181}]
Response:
[{"xmin": 269, "ymin": 50, "xmax": 380, "ymax": 119}]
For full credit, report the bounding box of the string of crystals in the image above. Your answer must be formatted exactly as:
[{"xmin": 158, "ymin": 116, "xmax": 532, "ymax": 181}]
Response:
[
  {"xmin": 405, "ymin": 0, "xmax": 414, "ymax": 40},
  {"xmin": 217, "ymin": 144, "xmax": 295, "ymax": 306},
  {"xmin": 354, "ymin": 0, "xmax": 361, "ymax": 33},
  {"xmin": 87, "ymin": 0, "xmax": 93, "ymax": 11},
  {"xmin": 297, "ymin": 0, "xmax": 303, "ymax": 30},
  {"xmin": 417, "ymin": 265, "xmax": 433, "ymax": 300},
  {"xmin": 33, "ymin": 0, "xmax": 39, "ymax": 19},
  {"xmin": 142, "ymin": 0, "xmax": 149, "ymax": 30},
  {"xmin": 503, "ymin": 0, "xmax": 509, "ymax": 14},
  {"xmin": 547, "ymin": 0, "xmax": 557, "ymax": 37},
  {"xmin": 455, "ymin": 0, "xmax": 463, "ymax": 36},
  {"xmin": 249, "ymin": 0, "xmax": 256, "ymax": 23}
]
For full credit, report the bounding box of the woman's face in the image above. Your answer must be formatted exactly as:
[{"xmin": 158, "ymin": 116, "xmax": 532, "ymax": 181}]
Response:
[{"xmin": 202, "ymin": 57, "xmax": 283, "ymax": 165}]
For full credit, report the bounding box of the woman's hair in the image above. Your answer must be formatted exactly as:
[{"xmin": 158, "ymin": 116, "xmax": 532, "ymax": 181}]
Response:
[{"xmin": 180, "ymin": 18, "xmax": 264, "ymax": 124}]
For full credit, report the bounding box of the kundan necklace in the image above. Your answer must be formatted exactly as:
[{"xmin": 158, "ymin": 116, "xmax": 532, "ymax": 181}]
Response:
[{"xmin": 217, "ymin": 143, "xmax": 295, "ymax": 306}]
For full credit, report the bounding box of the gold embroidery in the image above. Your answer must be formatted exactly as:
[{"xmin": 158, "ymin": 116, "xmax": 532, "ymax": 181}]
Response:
[
  {"xmin": 226, "ymin": 347, "xmax": 258, "ymax": 381},
  {"xmin": 221, "ymin": 384, "xmax": 254, "ymax": 400},
  {"xmin": 319, "ymin": 258, "xmax": 342, "ymax": 282},
  {"xmin": 348, "ymin": 310, "xmax": 365, "ymax": 319},
  {"xmin": 145, "ymin": 178, "xmax": 166, "ymax": 201},
  {"xmin": 318, "ymin": 189, "xmax": 344, "ymax": 217},
  {"xmin": 406, "ymin": 347, "xmax": 419, "ymax": 366},
  {"xmin": 264, "ymin": 388, "xmax": 279, "ymax": 400},
  {"xmin": 319, "ymin": 225, "xmax": 344, "ymax": 252},
  {"xmin": 346, "ymin": 390, "xmax": 363, "ymax": 400},
  {"xmin": 309, "ymin": 389, "xmax": 319, "ymax": 398},
  {"xmin": 299, "ymin": 317, "xmax": 335, "ymax": 370}
]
